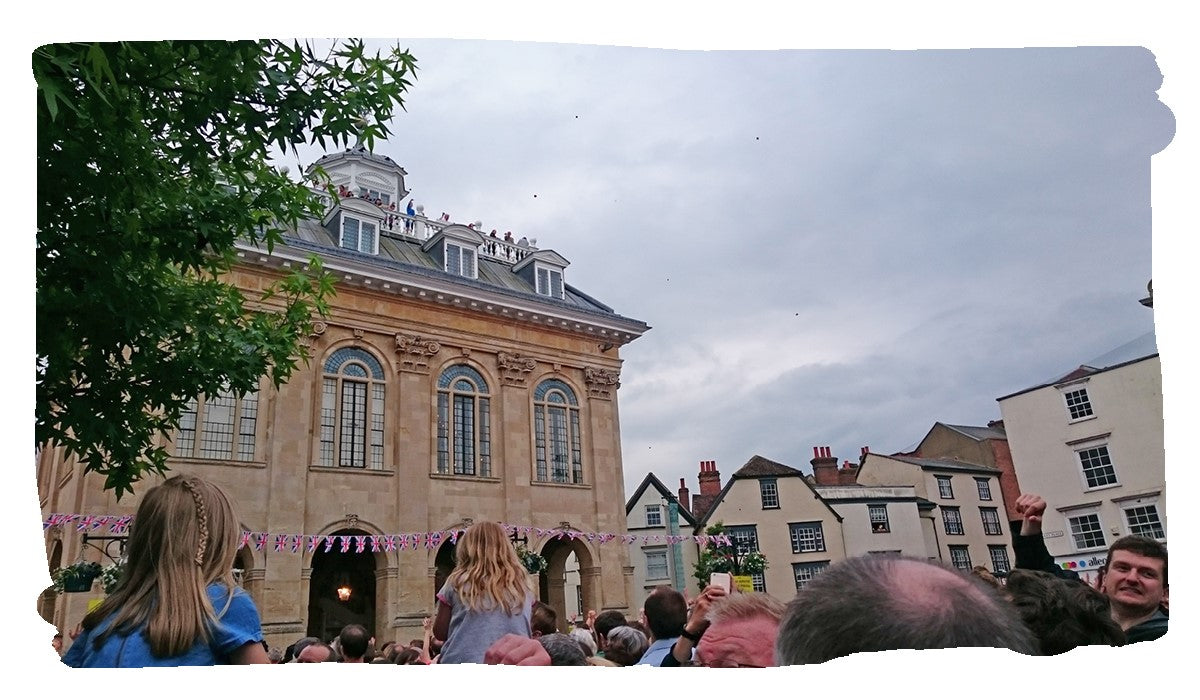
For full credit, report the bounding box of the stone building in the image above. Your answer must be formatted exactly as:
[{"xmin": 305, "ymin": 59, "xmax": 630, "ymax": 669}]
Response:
[{"xmin": 37, "ymin": 143, "xmax": 649, "ymax": 650}]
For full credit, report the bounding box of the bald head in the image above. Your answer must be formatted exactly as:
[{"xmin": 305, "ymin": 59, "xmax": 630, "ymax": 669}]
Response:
[{"xmin": 776, "ymin": 555, "xmax": 1036, "ymax": 665}]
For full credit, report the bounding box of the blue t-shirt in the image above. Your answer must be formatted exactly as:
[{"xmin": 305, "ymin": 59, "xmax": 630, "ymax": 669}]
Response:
[
  {"xmin": 436, "ymin": 580, "xmax": 532, "ymax": 664},
  {"xmin": 62, "ymin": 583, "xmax": 263, "ymax": 667}
]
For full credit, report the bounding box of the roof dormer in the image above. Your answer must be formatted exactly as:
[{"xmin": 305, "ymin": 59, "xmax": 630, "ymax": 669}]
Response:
[
  {"xmin": 322, "ymin": 197, "xmax": 385, "ymax": 255},
  {"xmin": 512, "ymin": 249, "xmax": 571, "ymax": 300},
  {"xmin": 422, "ymin": 224, "xmax": 485, "ymax": 280},
  {"xmin": 306, "ymin": 144, "xmax": 409, "ymax": 212}
]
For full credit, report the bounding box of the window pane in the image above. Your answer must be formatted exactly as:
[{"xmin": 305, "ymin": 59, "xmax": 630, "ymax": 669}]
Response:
[
  {"xmin": 646, "ymin": 550, "xmax": 668, "ymax": 579},
  {"xmin": 937, "ymin": 476, "xmax": 954, "ymax": 499},
  {"xmin": 339, "ymin": 380, "xmax": 367, "ymax": 467},
  {"xmin": 790, "ymin": 522, "xmax": 825, "ymax": 553},
  {"xmin": 549, "ymin": 405, "xmax": 569, "ymax": 482},
  {"xmin": 342, "ymin": 216, "xmax": 360, "ymax": 251},
  {"xmin": 645, "ymin": 505, "xmax": 662, "ymax": 527},
  {"xmin": 447, "ymin": 243, "xmax": 461, "ymax": 274},
  {"xmin": 320, "ymin": 378, "xmax": 336, "ymax": 466},
  {"xmin": 1124, "ymin": 505, "xmax": 1165, "ymax": 539},
  {"xmin": 1068, "ymin": 514, "xmax": 1107, "ymax": 549},
  {"xmin": 949, "ymin": 546, "xmax": 972, "ymax": 570},
  {"xmin": 1064, "ymin": 388, "xmax": 1094, "ymax": 420},
  {"xmin": 237, "ymin": 390, "xmax": 258, "ymax": 461},
  {"xmin": 360, "ymin": 221, "xmax": 377, "ymax": 253},
  {"xmin": 988, "ymin": 545, "xmax": 1011, "ymax": 574},
  {"xmin": 1078, "ymin": 446, "xmax": 1118, "ymax": 488},
  {"xmin": 534, "ymin": 405, "xmax": 547, "ymax": 481},
  {"xmin": 198, "ymin": 391, "xmax": 235, "ymax": 459},
  {"xmin": 176, "ymin": 398, "xmax": 198, "ymax": 457},
  {"xmin": 760, "ymin": 480, "xmax": 779, "ymax": 508},
  {"xmin": 975, "ymin": 478, "xmax": 992, "ymax": 501},
  {"xmin": 869, "ymin": 505, "xmax": 890, "ymax": 533},
  {"xmin": 942, "ymin": 507, "xmax": 963, "ymax": 535},
  {"xmin": 436, "ymin": 393, "xmax": 450, "ymax": 474}
]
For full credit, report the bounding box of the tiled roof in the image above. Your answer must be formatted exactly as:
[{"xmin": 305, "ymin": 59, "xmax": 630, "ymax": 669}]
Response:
[
  {"xmin": 625, "ymin": 472, "xmax": 696, "ymax": 525},
  {"xmin": 732, "ymin": 455, "xmax": 805, "ymax": 479},
  {"xmin": 885, "ymin": 454, "xmax": 1002, "ymax": 475}
]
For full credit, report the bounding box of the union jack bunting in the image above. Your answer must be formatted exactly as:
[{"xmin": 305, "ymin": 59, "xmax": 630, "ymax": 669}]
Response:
[
  {"xmin": 354, "ymin": 535, "xmax": 366, "ymax": 553},
  {"xmin": 324, "ymin": 536, "xmax": 335, "ymax": 553},
  {"xmin": 274, "ymin": 534, "xmax": 287, "ymax": 552},
  {"xmin": 255, "ymin": 533, "xmax": 268, "ymax": 551},
  {"xmin": 240, "ymin": 531, "xmax": 253, "ymax": 549},
  {"xmin": 340, "ymin": 536, "xmax": 351, "ymax": 553},
  {"xmin": 307, "ymin": 535, "xmax": 322, "ymax": 553},
  {"xmin": 290, "ymin": 535, "xmax": 301, "ymax": 553}
]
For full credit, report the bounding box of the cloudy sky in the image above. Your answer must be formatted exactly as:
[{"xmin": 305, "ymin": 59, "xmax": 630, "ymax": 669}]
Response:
[{"xmin": 282, "ymin": 40, "xmax": 1174, "ymax": 501}]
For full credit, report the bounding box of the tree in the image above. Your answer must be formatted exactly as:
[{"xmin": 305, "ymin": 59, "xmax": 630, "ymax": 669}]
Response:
[
  {"xmin": 35, "ymin": 40, "xmax": 418, "ymax": 497},
  {"xmin": 692, "ymin": 522, "xmax": 769, "ymax": 590}
]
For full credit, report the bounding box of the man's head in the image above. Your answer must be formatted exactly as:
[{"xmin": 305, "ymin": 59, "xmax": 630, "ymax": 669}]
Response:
[
  {"xmin": 604, "ymin": 626, "xmax": 648, "ymax": 666},
  {"xmin": 531, "ymin": 601, "xmax": 558, "ymax": 637},
  {"xmin": 538, "ymin": 632, "xmax": 589, "ymax": 666},
  {"xmin": 337, "ymin": 624, "xmax": 370, "ymax": 661},
  {"xmin": 593, "ymin": 610, "xmax": 627, "ymax": 650},
  {"xmin": 1006, "ymin": 568, "xmax": 1125, "ymax": 654},
  {"xmin": 642, "ymin": 586, "xmax": 688, "ymax": 641},
  {"xmin": 775, "ymin": 556, "xmax": 1037, "ymax": 665},
  {"xmin": 1102, "ymin": 536, "xmax": 1167, "ymax": 616},
  {"xmin": 285, "ymin": 636, "xmax": 322, "ymax": 663},
  {"xmin": 694, "ymin": 593, "xmax": 785, "ymax": 667},
  {"xmin": 52, "ymin": 632, "xmax": 63, "ymax": 653},
  {"xmin": 296, "ymin": 642, "xmax": 335, "ymax": 663}
]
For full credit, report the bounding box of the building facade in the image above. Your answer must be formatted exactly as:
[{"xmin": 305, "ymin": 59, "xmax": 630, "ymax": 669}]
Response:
[
  {"xmin": 624, "ymin": 473, "xmax": 700, "ymax": 600},
  {"xmin": 911, "ymin": 422, "xmax": 1022, "ymax": 528},
  {"xmin": 37, "ymin": 144, "xmax": 649, "ymax": 650},
  {"xmin": 855, "ymin": 454, "xmax": 1015, "ymax": 575},
  {"xmin": 997, "ymin": 332, "xmax": 1164, "ymax": 585}
]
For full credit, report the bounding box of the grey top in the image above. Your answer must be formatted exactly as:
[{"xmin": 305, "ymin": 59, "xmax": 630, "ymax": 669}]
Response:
[{"xmin": 436, "ymin": 580, "xmax": 533, "ymax": 664}]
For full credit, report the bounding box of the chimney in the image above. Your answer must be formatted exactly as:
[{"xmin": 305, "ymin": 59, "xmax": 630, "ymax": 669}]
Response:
[
  {"xmin": 811, "ymin": 446, "xmax": 839, "ymax": 486},
  {"xmin": 838, "ymin": 459, "xmax": 859, "ymax": 485},
  {"xmin": 677, "ymin": 478, "xmax": 691, "ymax": 514},
  {"xmin": 859, "ymin": 446, "xmax": 870, "ymax": 467},
  {"xmin": 691, "ymin": 460, "xmax": 723, "ymax": 519}
]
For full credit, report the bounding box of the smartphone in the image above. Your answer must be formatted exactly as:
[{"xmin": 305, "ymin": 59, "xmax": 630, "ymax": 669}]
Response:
[{"xmin": 709, "ymin": 572, "xmax": 733, "ymax": 593}]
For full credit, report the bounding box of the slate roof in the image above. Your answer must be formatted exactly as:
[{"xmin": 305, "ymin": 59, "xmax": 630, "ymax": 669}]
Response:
[
  {"xmin": 311, "ymin": 143, "xmax": 405, "ymax": 170},
  {"xmin": 942, "ymin": 423, "xmax": 1007, "ymax": 442},
  {"xmin": 693, "ymin": 455, "xmax": 843, "ymax": 530},
  {"xmin": 284, "ymin": 219, "xmax": 642, "ymax": 328},
  {"xmin": 625, "ymin": 472, "xmax": 697, "ymax": 526},
  {"xmin": 998, "ymin": 330, "xmax": 1158, "ymax": 401},
  {"xmin": 884, "ymin": 454, "xmax": 1002, "ymax": 475}
]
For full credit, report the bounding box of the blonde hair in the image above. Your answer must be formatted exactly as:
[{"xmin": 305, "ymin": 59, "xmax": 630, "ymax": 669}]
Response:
[
  {"xmin": 446, "ymin": 521, "xmax": 531, "ymax": 614},
  {"xmin": 82, "ymin": 474, "xmax": 241, "ymax": 658}
]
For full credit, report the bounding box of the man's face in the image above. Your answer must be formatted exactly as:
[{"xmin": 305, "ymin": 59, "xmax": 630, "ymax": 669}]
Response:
[
  {"xmin": 1102, "ymin": 549, "xmax": 1166, "ymax": 613},
  {"xmin": 52, "ymin": 637, "xmax": 62, "ymax": 652},
  {"xmin": 296, "ymin": 645, "xmax": 331, "ymax": 663},
  {"xmin": 694, "ymin": 616, "xmax": 777, "ymax": 668}
]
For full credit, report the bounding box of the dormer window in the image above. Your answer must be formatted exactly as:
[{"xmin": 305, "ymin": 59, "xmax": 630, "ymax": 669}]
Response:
[
  {"xmin": 340, "ymin": 214, "xmax": 378, "ymax": 255},
  {"xmin": 446, "ymin": 241, "xmax": 477, "ymax": 279},
  {"xmin": 536, "ymin": 265, "xmax": 563, "ymax": 298}
]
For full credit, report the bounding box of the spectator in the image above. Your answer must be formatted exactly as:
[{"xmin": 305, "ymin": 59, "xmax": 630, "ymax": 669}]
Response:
[
  {"xmin": 604, "ymin": 626, "xmax": 648, "ymax": 666},
  {"xmin": 592, "ymin": 610, "xmax": 627, "ymax": 659},
  {"xmin": 483, "ymin": 633, "xmax": 550, "ymax": 666},
  {"xmin": 52, "ymin": 632, "xmax": 63, "ymax": 657},
  {"xmin": 337, "ymin": 624, "xmax": 369, "ymax": 663},
  {"xmin": 1100, "ymin": 535, "xmax": 1168, "ymax": 642},
  {"xmin": 266, "ymin": 647, "xmax": 284, "ymax": 663},
  {"xmin": 664, "ymin": 587, "xmax": 782, "ymax": 667},
  {"xmin": 637, "ymin": 586, "xmax": 688, "ymax": 665},
  {"xmin": 775, "ymin": 555, "xmax": 1036, "ymax": 665},
  {"xmin": 1005, "ymin": 568, "xmax": 1125, "ymax": 654},
  {"xmin": 296, "ymin": 642, "xmax": 335, "ymax": 663},
  {"xmin": 538, "ymin": 632, "xmax": 589, "ymax": 666},
  {"xmin": 432, "ymin": 521, "xmax": 534, "ymax": 663},
  {"xmin": 283, "ymin": 636, "xmax": 320, "ymax": 663},
  {"xmin": 61, "ymin": 475, "xmax": 269, "ymax": 667},
  {"xmin": 531, "ymin": 601, "xmax": 558, "ymax": 638},
  {"xmin": 569, "ymin": 627, "xmax": 597, "ymax": 657}
]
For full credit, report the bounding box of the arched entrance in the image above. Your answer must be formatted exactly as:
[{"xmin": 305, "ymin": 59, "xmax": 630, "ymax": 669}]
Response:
[
  {"xmin": 538, "ymin": 538, "xmax": 595, "ymax": 631},
  {"xmin": 307, "ymin": 529, "xmax": 377, "ymax": 640}
]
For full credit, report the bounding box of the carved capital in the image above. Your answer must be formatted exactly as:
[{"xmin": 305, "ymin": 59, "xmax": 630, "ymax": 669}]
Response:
[
  {"xmin": 497, "ymin": 351, "xmax": 537, "ymax": 386},
  {"xmin": 394, "ymin": 332, "xmax": 441, "ymax": 373},
  {"xmin": 584, "ymin": 367, "xmax": 621, "ymax": 399},
  {"xmin": 298, "ymin": 319, "xmax": 329, "ymax": 350}
]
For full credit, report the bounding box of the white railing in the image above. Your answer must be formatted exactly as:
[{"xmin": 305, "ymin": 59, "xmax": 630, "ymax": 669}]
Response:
[{"xmin": 314, "ymin": 187, "xmax": 537, "ymax": 263}]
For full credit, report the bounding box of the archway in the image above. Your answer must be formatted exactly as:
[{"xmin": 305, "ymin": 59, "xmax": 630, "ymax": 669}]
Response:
[
  {"xmin": 538, "ymin": 538, "xmax": 595, "ymax": 631},
  {"xmin": 306, "ymin": 529, "xmax": 378, "ymax": 641}
]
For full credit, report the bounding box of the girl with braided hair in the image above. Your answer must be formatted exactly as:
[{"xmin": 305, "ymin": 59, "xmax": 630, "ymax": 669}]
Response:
[{"xmin": 62, "ymin": 475, "xmax": 268, "ymax": 666}]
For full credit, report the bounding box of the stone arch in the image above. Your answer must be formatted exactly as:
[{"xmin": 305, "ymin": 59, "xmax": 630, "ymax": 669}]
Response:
[
  {"xmin": 533, "ymin": 535, "xmax": 597, "ymax": 632},
  {"xmin": 304, "ymin": 519, "xmax": 393, "ymax": 642}
]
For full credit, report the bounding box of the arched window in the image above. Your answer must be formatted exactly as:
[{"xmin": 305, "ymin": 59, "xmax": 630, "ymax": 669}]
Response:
[
  {"xmin": 320, "ymin": 348, "xmax": 386, "ymax": 469},
  {"xmin": 436, "ymin": 365, "xmax": 491, "ymax": 477},
  {"xmin": 533, "ymin": 379, "xmax": 583, "ymax": 484}
]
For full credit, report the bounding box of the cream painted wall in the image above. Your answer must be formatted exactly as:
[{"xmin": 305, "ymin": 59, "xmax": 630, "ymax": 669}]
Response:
[
  {"xmin": 999, "ymin": 356, "xmax": 1165, "ymax": 570},
  {"xmin": 815, "ymin": 486, "xmax": 927, "ymax": 558}
]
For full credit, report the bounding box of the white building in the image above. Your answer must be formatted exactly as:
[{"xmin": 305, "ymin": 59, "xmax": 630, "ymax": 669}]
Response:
[
  {"xmin": 624, "ymin": 473, "xmax": 700, "ymax": 599},
  {"xmin": 997, "ymin": 331, "xmax": 1164, "ymax": 585}
]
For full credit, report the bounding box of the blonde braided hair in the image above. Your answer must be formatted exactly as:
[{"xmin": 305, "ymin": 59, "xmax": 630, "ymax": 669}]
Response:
[{"xmin": 181, "ymin": 477, "xmax": 209, "ymax": 566}]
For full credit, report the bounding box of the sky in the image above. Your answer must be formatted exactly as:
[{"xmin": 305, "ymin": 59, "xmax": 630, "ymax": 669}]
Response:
[
  {"xmin": 278, "ymin": 40, "xmax": 1174, "ymax": 502},
  {"xmin": 7, "ymin": 0, "xmax": 1196, "ymax": 693}
]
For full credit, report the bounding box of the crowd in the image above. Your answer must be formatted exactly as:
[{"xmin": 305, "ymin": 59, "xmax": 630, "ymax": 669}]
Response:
[{"xmin": 55, "ymin": 474, "xmax": 1167, "ymax": 668}]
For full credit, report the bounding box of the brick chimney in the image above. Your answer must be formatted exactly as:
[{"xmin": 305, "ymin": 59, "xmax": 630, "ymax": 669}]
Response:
[
  {"xmin": 691, "ymin": 460, "xmax": 722, "ymax": 518},
  {"xmin": 859, "ymin": 446, "xmax": 870, "ymax": 467},
  {"xmin": 838, "ymin": 459, "xmax": 859, "ymax": 485},
  {"xmin": 677, "ymin": 478, "xmax": 691, "ymax": 514},
  {"xmin": 811, "ymin": 446, "xmax": 839, "ymax": 485}
]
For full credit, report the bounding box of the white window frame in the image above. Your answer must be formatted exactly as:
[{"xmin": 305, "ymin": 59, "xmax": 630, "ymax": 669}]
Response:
[
  {"xmin": 645, "ymin": 504, "xmax": 662, "ymax": 527},
  {"xmin": 760, "ymin": 479, "xmax": 779, "ymax": 509},
  {"xmin": 644, "ymin": 548, "xmax": 669, "ymax": 580},
  {"xmin": 792, "ymin": 561, "xmax": 829, "ymax": 591},
  {"xmin": 535, "ymin": 264, "xmax": 564, "ymax": 299},
  {"xmin": 1121, "ymin": 500, "xmax": 1165, "ymax": 540},
  {"xmin": 1075, "ymin": 442, "xmax": 1119, "ymax": 490},
  {"xmin": 1061, "ymin": 384, "xmax": 1095, "ymax": 422},
  {"xmin": 750, "ymin": 572, "xmax": 766, "ymax": 593},
  {"xmin": 445, "ymin": 241, "xmax": 478, "ymax": 279},
  {"xmin": 941, "ymin": 506, "xmax": 964, "ymax": 536},
  {"xmin": 868, "ymin": 504, "xmax": 890, "ymax": 533},
  {"xmin": 974, "ymin": 477, "xmax": 992, "ymax": 501},
  {"xmin": 948, "ymin": 545, "xmax": 972, "ymax": 570},
  {"xmin": 936, "ymin": 475, "xmax": 954, "ymax": 499},
  {"xmin": 175, "ymin": 386, "xmax": 259, "ymax": 462},
  {"xmin": 789, "ymin": 522, "xmax": 826, "ymax": 554},
  {"xmin": 980, "ymin": 507, "xmax": 1003, "ymax": 536},
  {"xmin": 1064, "ymin": 509, "xmax": 1107, "ymax": 551},
  {"xmin": 340, "ymin": 214, "xmax": 379, "ymax": 255},
  {"xmin": 988, "ymin": 545, "xmax": 1011, "ymax": 574}
]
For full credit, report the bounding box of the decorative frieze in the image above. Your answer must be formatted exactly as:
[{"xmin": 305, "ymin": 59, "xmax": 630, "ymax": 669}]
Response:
[
  {"xmin": 394, "ymin": 332, "xmax": 441, "ymax": 373},
  {"xmin": 584, "ymin": 367, "xmax": 620, "ymax": 399},
  {"xmin": 497, "ymin": 351, "xmax": 537, "ymax": 386}
]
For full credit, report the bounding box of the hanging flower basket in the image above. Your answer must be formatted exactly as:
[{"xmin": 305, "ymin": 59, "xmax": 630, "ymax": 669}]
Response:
[
  {"xmin": 53, "ymin": 561, "xmax": 102, "ymax": 593},
  {"xmin": 100, "ymin": 560, "xmax": 126, "ymax": 594},
  {"xmin": 514, "ymin": 543, "xmax": 547, "ymax": 575}
]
